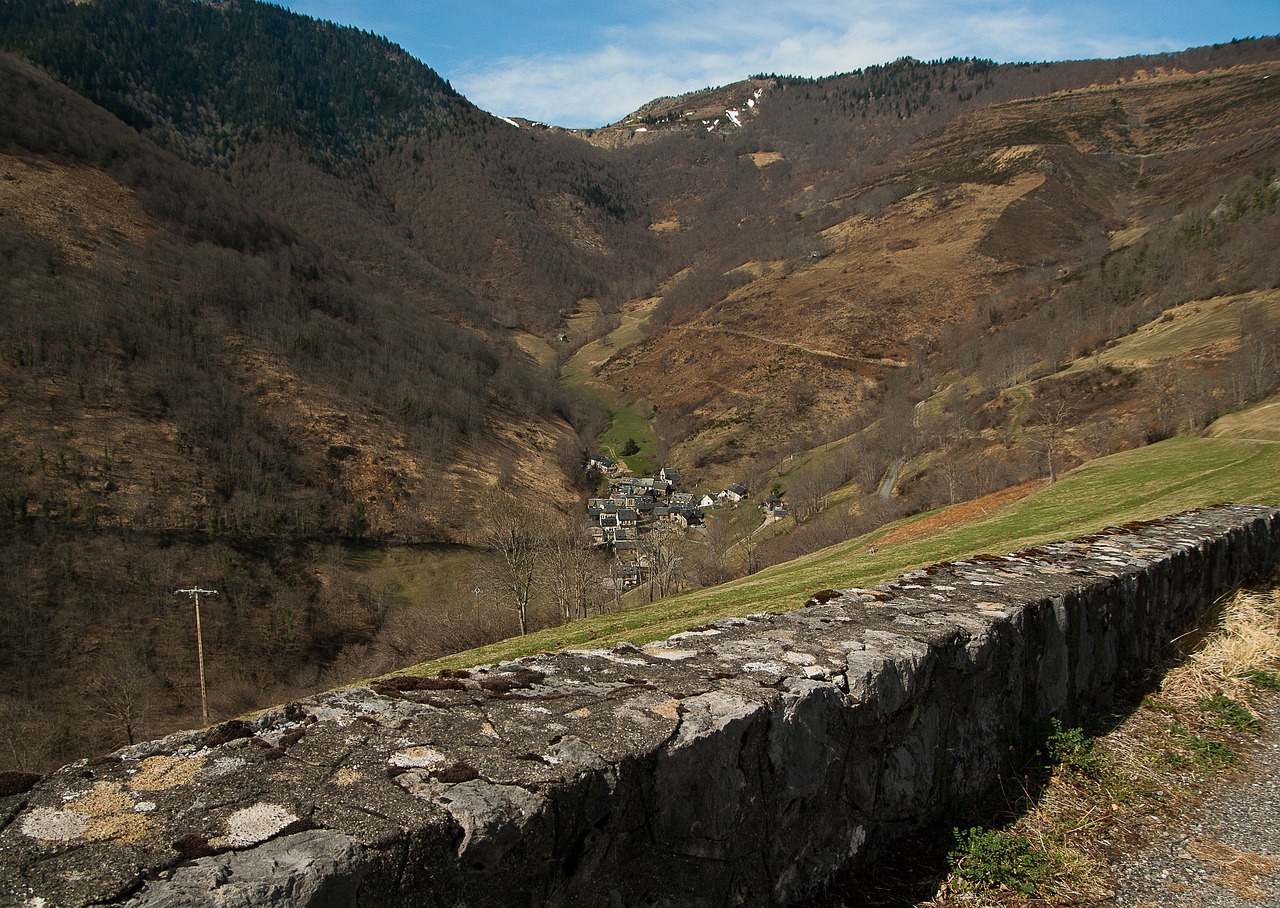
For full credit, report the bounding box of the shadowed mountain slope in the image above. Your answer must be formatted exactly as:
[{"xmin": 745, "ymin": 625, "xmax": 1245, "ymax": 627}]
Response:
[{"xmin": 0, "ymin": 0, "xmax": 656, "ymax": 328}]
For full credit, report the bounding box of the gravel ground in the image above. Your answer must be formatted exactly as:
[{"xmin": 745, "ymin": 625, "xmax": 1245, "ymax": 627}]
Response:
[{"xmin": 1110, "ymin": 703, "xmax": 1280, "ymax": 908}]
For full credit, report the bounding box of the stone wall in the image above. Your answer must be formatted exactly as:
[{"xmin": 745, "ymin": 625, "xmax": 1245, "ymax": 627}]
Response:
[{"xmin": 2, "ymin": 504, "xmax": 1278, "ymax": 908}]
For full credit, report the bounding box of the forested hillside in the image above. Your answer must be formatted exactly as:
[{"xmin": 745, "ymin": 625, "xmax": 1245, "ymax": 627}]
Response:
[
  {"xmin": 1, "ymin": 0, "xmax": 1278, "ymax": 773},
  {"xmin": 0, "ymin": 0, "xmax": 660, "ymax": 771},
  {"xmin": 0, "ymin": 44, "xmax": 607, "ymax": 768},
  {"xmin": 0, "ymin": 0, "xmax": 656, "ymax": 328},
  {"xmin": 0, "ymin": 0, "xmax": 460, "ymax": 165},
  {"xmin": 0, "ymin": 49, "xmax": 586, "ymax": 540}
]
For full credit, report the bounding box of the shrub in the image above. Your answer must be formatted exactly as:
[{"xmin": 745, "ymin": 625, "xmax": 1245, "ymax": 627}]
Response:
[
  {"xmin": 948, "ymin": 826, "xmax": 1057, "ymax": 895},
  {"xmin": 1198, "ymin": 694, "xmax": 1263, "ymax": 733},
  {"xmin": 1030, "ymin": 717, "xmax": 1104, "ymax": 778}
]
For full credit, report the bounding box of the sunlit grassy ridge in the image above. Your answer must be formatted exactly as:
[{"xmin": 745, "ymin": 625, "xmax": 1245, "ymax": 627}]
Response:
[
  {"xmin": 1069, "ymin": 289, "xmax": 1280, "ymax": 372},
  {"xmin": 386, "ymin": 425, "xmax": 1280, "ymax": 678},
  {"xmin": 1209, "ymin": 395, "xmax": 1280, "ymax": 442}
]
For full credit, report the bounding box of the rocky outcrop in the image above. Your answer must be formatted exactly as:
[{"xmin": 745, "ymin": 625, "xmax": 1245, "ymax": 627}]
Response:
[{"xmin": 2, "ymin": 504, "xmax": 1278, "ymax": 907}]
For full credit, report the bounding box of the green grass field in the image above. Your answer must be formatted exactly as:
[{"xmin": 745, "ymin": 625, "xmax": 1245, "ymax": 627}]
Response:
[
  {"xmin": 595, "ymin": 401, "xmax": 659, "ymax": 475},
  {"xmin": 345, "ymin": 542, "xmax": 484, "ymax": 608},
  {"xmin": 559, "ymin": 302, "xmax": 660, "ymax": 474},
  {"xmin": 384, "ymin": 417, "xmax": 1280, "ymax": 678},
  {"xmin": 1208, "ymin": 395, "xmax": 1280, "ymax": 442}
]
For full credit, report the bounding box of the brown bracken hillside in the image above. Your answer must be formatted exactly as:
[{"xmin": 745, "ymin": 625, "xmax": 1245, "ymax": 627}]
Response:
[{"xmin": 605, "ymin": 60, "xmax": 1280, "ymax": 487}]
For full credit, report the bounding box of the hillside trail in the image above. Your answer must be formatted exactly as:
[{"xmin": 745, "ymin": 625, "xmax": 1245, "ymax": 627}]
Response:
[{"xmin": 680, "ymin": 325, "xmax": 908, "ymax": 367}]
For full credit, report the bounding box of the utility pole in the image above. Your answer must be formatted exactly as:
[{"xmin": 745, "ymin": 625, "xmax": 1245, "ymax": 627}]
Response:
[{"xmin": 173, "ymin": 588, "xmax": 217, "ymax": 724}]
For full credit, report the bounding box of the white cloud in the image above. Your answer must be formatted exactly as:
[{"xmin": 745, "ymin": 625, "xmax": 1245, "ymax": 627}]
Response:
[
  {"xmin": 445, "ymin": 0, "xmax": 1267, "ymax": 126},
  {"xmin": 458, "ymin": 45, "xmax": 693, "ymax": 127}
]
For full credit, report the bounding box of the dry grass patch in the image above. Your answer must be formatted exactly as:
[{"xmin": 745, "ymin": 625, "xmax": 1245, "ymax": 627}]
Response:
[
  {"xmin": 1162, "ymin": 588, "xmax": 1280, "ymax": 705},
  {"xmin": 1072, "ymin": 289, "xmax": 1280, "ymax": 373},
  {"xmin": 1185, "ymin": 836, "xmax": 1280, "ymax": 900},
  {"xmin": 744, "ymin": 151, "xmax": 785, "ymax": 167},
  {"xmin": 1209, "ymin": 391, "xmax": 1280, "ymax": 442},
  {"xmin": 0, "ymin": 152, "xmax": 155, "ymax": 264}
]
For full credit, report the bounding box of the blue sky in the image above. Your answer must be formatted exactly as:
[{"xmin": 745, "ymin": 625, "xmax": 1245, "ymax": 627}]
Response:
[{"xmin": 280, "ymin": 1, "xmax": 1278, "ymax": 128}]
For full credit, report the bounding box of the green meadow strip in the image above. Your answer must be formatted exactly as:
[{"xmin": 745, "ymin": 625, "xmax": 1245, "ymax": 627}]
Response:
[{"xmin": 384, "ymin": 435, "xmax": 1280, "ymax": 678}]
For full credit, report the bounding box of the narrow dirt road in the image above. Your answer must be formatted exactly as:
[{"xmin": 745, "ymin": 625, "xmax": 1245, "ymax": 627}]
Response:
[{"xmin": 681, "ymin": 325, "xmax": 908, "ymax": 367}]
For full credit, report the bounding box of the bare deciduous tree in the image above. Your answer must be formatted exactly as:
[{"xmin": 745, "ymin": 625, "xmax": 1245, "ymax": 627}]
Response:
[
  {"xmin": 543, "ymin": 516, "xmax": 605, "ymax": 621},
  {"xmin": 88, "ymin": 649, "xmax": 153, "ymax": 747},
  {"xmin": 1232, "ymin": 302, "xmax": 1280, "ymax": 405},
  {"xmin": 0, "ymin": 700, "xmax": 63, "ymax": 773},
  {"xmin": 641, "ymin": 523, "xmax": 685, "ymax": 601},
  {"xmin": 695, "ymin": 518, "xmax": 735, "ymax": 587},
  {"xmin": 484, "ymin": 492, "xmax": 549, "ymax": 635},
  {"xmin": 1029, "ymin": 385, "xmax": 1077, "ymax": 482},
  {"xmin": 788, "ymin": 470, "xmax": 827, "ymax": 523}
]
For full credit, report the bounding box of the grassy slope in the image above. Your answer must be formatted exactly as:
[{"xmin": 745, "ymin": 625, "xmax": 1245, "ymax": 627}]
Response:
[
  {"xmin": 345, "ymin": 543, "xmax": 486, "ymax": 608},
  {"xmin": 1065, "ymin": 289, "xmax": 1280, "ymax": 372},
  {"xmin": 386, "ymin": 410, "xmax": 1280, "ymax": 676},
  {"xmin": 559, "ymin": 299, "xmax": 660, "ymax": 473},
  {"xmin": 1210, "ymin": 396, "xmax": 1280, "ymax": 442}
]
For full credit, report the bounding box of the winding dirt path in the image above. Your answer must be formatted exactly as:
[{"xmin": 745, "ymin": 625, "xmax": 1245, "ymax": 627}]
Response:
[{"xmin": 681, "ymin": 325, "xmax": 908, "ymax": 367}]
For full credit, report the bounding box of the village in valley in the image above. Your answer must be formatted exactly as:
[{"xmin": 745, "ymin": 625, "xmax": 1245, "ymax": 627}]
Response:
[{"xmin": 583, "ymin": 453, "xmax": 789, "ymax": 589}]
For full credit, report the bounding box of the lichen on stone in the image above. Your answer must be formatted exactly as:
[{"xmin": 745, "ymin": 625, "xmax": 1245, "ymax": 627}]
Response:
[
  {"xmin": 131, "ymin": 754, "xmax": 204, "ymax": 791},
  {"xmin": 215, "ymin": 802, "xmax": 298, "ymax": 849},
  {"xmin": 79, "ymin": 781, "xmax": 152, "ymax": 843},
  {"xmin": 21, "ymin": 807, "xmax": 88, "ymax": 842},
  {"xmin": 389, "ymin": 746, "xmax": 447, "ymax": 770}
]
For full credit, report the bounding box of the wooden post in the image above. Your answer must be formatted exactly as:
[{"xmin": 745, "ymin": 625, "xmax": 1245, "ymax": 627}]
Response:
[{"xmin": 174, "ymin": 589, "xmax": 217, "ymax": 724}]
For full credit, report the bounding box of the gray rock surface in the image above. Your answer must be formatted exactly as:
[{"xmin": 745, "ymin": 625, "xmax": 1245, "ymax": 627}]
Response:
[
  {"xmin": 1, "ymin": 504, "xmax": 1277, "ymax": 907},
  {"xmin": 124, "ymin": 829, "xmax": 367, "ymax": 908}
]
